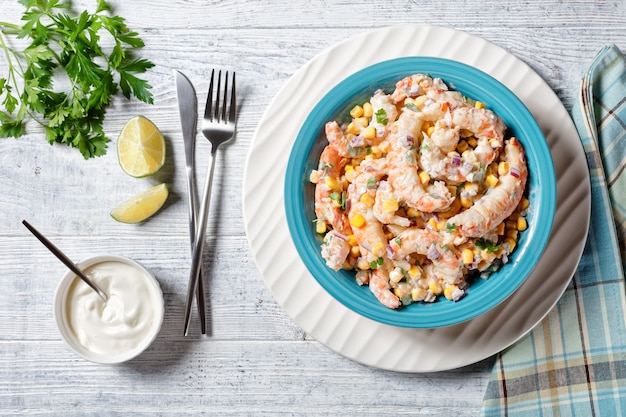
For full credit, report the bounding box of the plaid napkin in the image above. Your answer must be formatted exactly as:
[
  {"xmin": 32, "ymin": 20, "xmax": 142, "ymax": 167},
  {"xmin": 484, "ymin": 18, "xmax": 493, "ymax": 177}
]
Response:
[{"xmin": 480, "ymin": 45, "xmax": 626, "ymax": 416}]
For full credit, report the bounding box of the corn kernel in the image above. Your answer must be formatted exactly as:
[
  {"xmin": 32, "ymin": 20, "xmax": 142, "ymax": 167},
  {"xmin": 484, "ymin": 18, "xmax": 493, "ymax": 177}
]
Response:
[
  {"xmin": 350, "ymin": 214, "xmax": 365, "ymax": 228},
  {"xmin": 504, "ymin": 237, "xmax": 517, "ymax": 252},
  {"xmin": 383, "ymin": 199, "xmax": 399, "ymax": 212},
  {"xmin": 427, "ymin": 217, "xmax": 438, "ymax": 230},
  {"xmin": 345, "ymin": 169, "xmax": 355, "ymax": 183},
  {"xmin": 372, "ymin": 243, "xmax": 385, "ymax": 257},
  {"xmin": 378, "ymin": 140, "xmax": 391, "ymax": 153},
  {"xmin": 486, "ymin": 174, "xmax": 499, "ymax": 188},
  {"xmin": 517, "ymin": 216, "xmax": 528, "ymax": 231},
  {"xmin": 498, "ymin": 161, "xmax": 510, "ymax": 176},
  {"xmin": 357, "ymin": 258, "xmax": 370, "ymax": 270},
  {"xmin": 461, "ymin": 196, "xmax": 473, "ymax": 208},
  {"xmin": 408, "ymin": 265, "xmax": 421, "ymax": 279},
  {"xmin": 414, "ymin": 95, "xmax": 428, "ymax": 110},
  {"xmin": 390, "ymin": 267, "xmax": 404, "ymax": 283},
  {"xmin": 325, "ymin": 176, "xmax": 340, "ymax": 191},
  {"xmin": 309, "ymin": 170, "xmax": 320, "ymax": 184},
  {"xmin": 462, "ymin": 248, "xmax": 474, "ymax": 264},
  {"xmin": 460, "ymin": 129, "xmax": 473, "ymax": 138},
  {"xmin": 456, "ymin": 140, "xmax": 469, "ymax": 153},
  {"xmin": 370, "ymin": 145, "xmax": 382, "ymax": 158},
  {"xmin": 520, "ymin": 198, "xmax": 530, "ymax": 210},
  {"xmin": 363, "ymin": 126, "xmax": 377, "ymax": 139},
  {"xmin": 350, "ymin": 245, "xmax": 360, "ymax": 257},
  {"xmin": 412, "ymin": 287, "xmax": 427, "ymax": 301},
  {"xmin": 427, "ymin": 125, "xmax": 435, "ymax": 137},
  {"xmin": 465, "ymin": 182, "xmax": 479, "ymax": 194},
  {"xmin": 429, "ymin": 280, "xmax": 443, "ymax": 295},
  {"xmin": 407, "ymin": 208, "xmax": 421, "ymax": 218},
  {"xmin": 350, "ymin": 105, "xmax": 364, "ymax": 118},
  {"xmin": 393, "ymin": 286, "xmax": 409, "ymax": 298},
  {"xmin": 419, "ymin": 171, "xmax": 430, "ymax": 185},
  {"xmin": 315, "ymin": 219, "xmax": 327, "ymax": 234},
  {"xmin": 496, "ymin": 222, "xmax": 506, "ymax": 235},
  {"xmin": 468, "ymin": 137, "xmax": 478, "ymax": 148},
  {"xmin": 506, "ymin": 229, "xmax": 518, "ymax": 240},
  {"xmin": 363, "ymin": 102, "xmax": 373, "ymax": 118},
  {"xmin": 348, "ymin": 234, "xmax": 357, "ymax": 246},
  {"xmin": 359, "ymin": 193, "xmax": 375, "ymax": 207},
  {"xmin": 347, "ymin": 122, "xmax": 360, "ymax": 135},
  {"xmin": 475, "ymin": 101, "xmax": 486, "ymax": 109},
  {"xmin": 444, "ymin": 285, "xmax": 457, "ymax": 300},
  {"xmin": 356, "ymin": 117, "xmax": 369, "ymax": 127}
]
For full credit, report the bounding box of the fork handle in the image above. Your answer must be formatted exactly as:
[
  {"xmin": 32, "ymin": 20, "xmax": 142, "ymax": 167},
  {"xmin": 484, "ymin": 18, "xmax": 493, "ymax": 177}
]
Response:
[
  {"xmin": 185, "ymin": 164, "xmax": 207, "ymax": 335},
  {"xmin": 184, "ymin": 146, "xmax": 218, "ymax": 336}
]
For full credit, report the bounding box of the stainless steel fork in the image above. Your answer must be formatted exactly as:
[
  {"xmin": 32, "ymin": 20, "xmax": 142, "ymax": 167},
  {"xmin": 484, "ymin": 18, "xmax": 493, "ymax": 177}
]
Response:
[{"xmin": 183, "ymin": 69, "xmax": 236, "ymax": 336}]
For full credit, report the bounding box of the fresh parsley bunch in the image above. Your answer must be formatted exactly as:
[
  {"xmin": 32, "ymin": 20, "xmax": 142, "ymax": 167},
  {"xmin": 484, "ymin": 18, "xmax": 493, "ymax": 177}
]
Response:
[{"xmin": 0, "ymin": 0, "xmax": 154, "ymax": 159}]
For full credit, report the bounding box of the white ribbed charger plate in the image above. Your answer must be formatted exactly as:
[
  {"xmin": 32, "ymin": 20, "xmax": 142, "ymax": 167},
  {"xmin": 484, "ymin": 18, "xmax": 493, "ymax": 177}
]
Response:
[{"xmin": 243, "ymin": 25, "xmax": 590, "ymax": 372}]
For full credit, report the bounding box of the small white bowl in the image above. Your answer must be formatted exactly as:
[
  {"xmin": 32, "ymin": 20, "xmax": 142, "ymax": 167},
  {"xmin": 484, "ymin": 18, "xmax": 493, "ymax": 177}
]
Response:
[{"xmin": 53, "ymin": 254, "xmax": 164, "ymax": 364}]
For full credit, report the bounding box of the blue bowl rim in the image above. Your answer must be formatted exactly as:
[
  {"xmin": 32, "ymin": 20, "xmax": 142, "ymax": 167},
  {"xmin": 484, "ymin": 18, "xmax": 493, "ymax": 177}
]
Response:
[{"xmin": 284, "ymin": 56, "xmax": 556, "ymax": 328}]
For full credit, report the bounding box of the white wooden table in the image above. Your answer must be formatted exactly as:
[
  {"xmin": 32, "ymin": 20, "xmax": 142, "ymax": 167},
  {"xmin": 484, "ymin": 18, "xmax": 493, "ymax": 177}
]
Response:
[{"xmin": 1, "ymin": 1, "xmax": 624, "ymax": 415}]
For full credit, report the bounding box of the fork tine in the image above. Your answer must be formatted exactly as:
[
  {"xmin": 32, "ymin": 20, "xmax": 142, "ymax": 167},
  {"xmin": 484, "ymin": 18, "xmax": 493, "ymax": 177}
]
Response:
[
  {"xmin": 214, "ymin": 70, "xmax": 222, "ymax": 122},
  {"xmin": 204, "ymin": 69, "xmax": 215, "ymax": 121},
  {"xmin": 221, "ymin": 72, "xmax": 229, "ymax": 123},
  {"xmin": 229, "ymin": 72, "xmax": 236, "ymax": 123}
]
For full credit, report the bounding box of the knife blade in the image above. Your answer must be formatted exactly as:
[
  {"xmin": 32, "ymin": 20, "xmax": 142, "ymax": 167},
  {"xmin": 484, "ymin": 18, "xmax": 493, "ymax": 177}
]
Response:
[{"xmin": 175, "ymin": 70, "xmax": 207, "ymax": 335}]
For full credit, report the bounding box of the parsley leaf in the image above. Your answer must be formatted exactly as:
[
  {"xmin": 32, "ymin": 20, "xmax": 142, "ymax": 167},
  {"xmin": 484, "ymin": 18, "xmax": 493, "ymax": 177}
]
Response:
[
  {"xmin": 0, "ymin": 0, "xmax": 154, "ymax": 159},
  {"xmin": 475, "ymin": 238, "xmax": 500, "ymax": 253},
  {"xmin": 375, "ymin": 108, "xmax": 388, "ymax": 125}
]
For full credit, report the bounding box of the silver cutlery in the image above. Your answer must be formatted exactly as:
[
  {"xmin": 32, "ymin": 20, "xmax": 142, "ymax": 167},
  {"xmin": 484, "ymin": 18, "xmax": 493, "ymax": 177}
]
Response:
[
  {"xmin": 184, "ymin": 69, "xmax": 237, "ymax": 336},
  {"xmin": 175, "ymin": 70, "xmax": 207, "ymax": 334},
  {"xmin": 22, "ymin": 220, "xmax": 108, "ymax": 302}
]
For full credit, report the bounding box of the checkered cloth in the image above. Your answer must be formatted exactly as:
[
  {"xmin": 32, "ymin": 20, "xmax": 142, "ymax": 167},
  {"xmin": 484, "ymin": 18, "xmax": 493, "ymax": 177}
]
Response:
[{"xmin": 480, "ymin": 45, "xmax": 626, "ymax": 416}]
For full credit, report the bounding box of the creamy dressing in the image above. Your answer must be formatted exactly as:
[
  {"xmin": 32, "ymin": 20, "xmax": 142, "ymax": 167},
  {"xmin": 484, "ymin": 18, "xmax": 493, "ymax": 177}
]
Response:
[{"xmin": 64, "ymin": 260, "xmax": 161, "ymax": 357}]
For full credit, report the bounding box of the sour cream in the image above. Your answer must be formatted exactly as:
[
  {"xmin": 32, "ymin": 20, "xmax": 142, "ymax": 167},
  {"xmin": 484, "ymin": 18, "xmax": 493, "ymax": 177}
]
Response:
[{"xmin": 55, "ymin": 256, "xmax": 164, "ymax": 363}]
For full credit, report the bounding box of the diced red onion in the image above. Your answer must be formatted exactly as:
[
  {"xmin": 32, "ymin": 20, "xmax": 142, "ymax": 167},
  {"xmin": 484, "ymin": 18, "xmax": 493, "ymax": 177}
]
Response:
[
  {"xmin": 401, "ymin": 135, "xmax": 414, "ymax": 149},
  {"xmin": 451, "ymin": 154, "xmax": 461, "ymax": 167},
  {"xmin": 333, "ymin": 232, "xmax": 349, "ymax": 242},
  {"xmin": 350, "ymin": 135, "xmax": 365, "ymax": 147},
  {"xmin": 427, "ymin": 243, "xmax": 440, "ymax": 261},
  {"xmin": 386, "ymin": 245, "xmax": 395, "ymax": 258},
  {"xmin": 510, "ymin": 166, "xmax": 521, "ymax": 178}
]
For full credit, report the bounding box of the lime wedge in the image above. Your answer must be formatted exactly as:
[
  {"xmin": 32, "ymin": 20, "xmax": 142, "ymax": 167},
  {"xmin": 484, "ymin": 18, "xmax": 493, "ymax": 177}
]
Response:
[
  {"xmin": 110, "ymin": 183, "xmax": 169, "ymax": 223},
  {"xmin": 117, "ymin": 116, "xmax": 166, "ymax": 177}
]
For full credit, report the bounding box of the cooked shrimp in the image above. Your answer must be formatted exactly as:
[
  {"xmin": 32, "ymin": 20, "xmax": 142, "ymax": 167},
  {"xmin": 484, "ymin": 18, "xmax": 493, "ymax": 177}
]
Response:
[
  {"xmin": 369, "ymin": 90, "xmax": 399, "ymax": 129},
  {"xmin": 321, "ymin": 230, "xmax": 352, "ymax": 271},
  {"xmin": 373, "ymin": 180, "xmax": 411, "ymax": 226},
  {"xmin": 388, "ymin": 227, "xmax": 464, "ymax": 285},
  {"xmin": 347, "ymin": 159, "xmax": 388, "ymax": 255},
  {"xmin": 447, "ymin": 138, "xmax": 528, "ymax": 238},
  {"xmin": 387, "ymin": 146, "xmax": 455, "ymax": 212},
  {"xmin": 313, "ymin": 145, "xmax": 351, "ymax": 235},
  {"xmin": 325, "ymin": 121, "xmax": 350, "ymax": 157},
  {"xmin": 369, "ymin": 265, "xmax": 401, "ymax": 309},
  {"xmin": 390, "ymin": 73, "xmax": 434, "ymax": 103},
  {"xmin": 386, "ymin": 111, "xmax": 455, "ymax": 212}
]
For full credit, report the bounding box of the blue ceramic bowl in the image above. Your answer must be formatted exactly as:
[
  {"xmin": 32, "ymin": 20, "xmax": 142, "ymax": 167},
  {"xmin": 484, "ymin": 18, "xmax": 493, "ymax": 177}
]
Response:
[{"xmin": 284, "ymin": 57, "xmax": 556, "ymax": 328}]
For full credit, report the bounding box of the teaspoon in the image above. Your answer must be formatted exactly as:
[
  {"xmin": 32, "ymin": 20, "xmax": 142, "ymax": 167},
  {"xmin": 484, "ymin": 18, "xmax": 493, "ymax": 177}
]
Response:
[{"xmin": 22, "ymin": 220, "xmax": 108, "ymax": 303}]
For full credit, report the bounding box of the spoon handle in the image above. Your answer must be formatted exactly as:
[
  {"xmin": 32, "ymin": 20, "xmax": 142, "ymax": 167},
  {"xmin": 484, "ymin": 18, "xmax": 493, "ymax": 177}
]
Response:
[{"xmin": 22, "ymin": 220, "xmax": 108, "ymax": 302}]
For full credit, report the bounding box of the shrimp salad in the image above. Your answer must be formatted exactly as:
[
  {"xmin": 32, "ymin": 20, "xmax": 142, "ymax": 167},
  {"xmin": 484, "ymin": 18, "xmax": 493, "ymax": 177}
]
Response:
[{"xmin": 309, "ymin": 74, "xmax": 529, "ymax": 309}]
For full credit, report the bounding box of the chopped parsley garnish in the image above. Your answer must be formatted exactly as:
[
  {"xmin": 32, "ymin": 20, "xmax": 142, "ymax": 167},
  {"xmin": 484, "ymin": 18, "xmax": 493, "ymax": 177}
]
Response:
[
  {"xmin": 366, "ymin": 177, "xmax": 377, "ymax": 189},
  {"xmin": 375, "ymin": 108, "xmax": 388, "ymax": 125},
  {"xmin": 446, "ymin": 223, "xmax": 458, "ymax": 233},
  {"xmin": 404, "ymin": 102, "xmax": 419, "ymax": 112},
  {"xmin": 475, "ymin": 238, "xmax": 500, "ymax": 253}
]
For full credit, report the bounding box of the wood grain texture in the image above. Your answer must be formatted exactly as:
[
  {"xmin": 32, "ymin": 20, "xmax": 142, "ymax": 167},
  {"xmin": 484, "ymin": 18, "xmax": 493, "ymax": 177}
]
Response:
[{"xmin": 1, "ymin": 0, "xmax": 626, "ymax": 415}]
